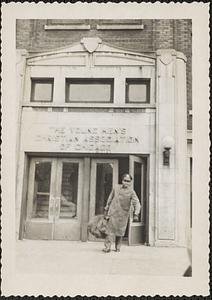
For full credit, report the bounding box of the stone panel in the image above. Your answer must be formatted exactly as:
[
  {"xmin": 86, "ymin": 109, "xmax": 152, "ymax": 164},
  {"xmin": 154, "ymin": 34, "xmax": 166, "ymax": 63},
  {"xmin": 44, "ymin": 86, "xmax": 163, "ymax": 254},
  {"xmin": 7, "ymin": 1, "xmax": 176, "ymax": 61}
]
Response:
[{"xmin": 20, "ymin": 111, "xmax": 155, "ymax": 155}]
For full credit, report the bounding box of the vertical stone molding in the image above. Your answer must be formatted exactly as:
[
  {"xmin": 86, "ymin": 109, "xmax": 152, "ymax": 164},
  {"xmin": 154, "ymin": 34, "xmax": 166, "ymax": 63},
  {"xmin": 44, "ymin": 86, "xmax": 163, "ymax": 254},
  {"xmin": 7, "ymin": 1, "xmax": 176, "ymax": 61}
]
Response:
[
  {"xmin": 175, "ymin": 52, "xmax": 188, "ymax": 247},
  {"xmin": 155, "ymin": 49, "xmax": 187, "ymax": 246},
  {"xmin": 16, "ymin": 49, "xmax": 28, "ymax": 167},
  {"xmin": 16, "ymin": 50, "xmax": 28, "ymax": 239},
  {"xmin": 16, "ymin": 50, "xmax": 28, "ymax": 110}
]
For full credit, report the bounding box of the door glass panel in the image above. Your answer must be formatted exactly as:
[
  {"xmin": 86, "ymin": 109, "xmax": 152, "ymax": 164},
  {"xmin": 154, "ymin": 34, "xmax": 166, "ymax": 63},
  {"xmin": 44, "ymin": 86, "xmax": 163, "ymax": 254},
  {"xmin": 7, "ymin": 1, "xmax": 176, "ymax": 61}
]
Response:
[
  {"xmin": 134, "ymin": 161, "xmax": 142, "ymax": 222},
  {"xmin": 60, "ymin": 163, "xmax": 78, "ymax": 219},
  {"xmin": 32, "ymin": 161, "xmax": 52, "ymax": 218},
  {"xmin": 95, "ymin": 163, "xmax": 113, "ymax": 215}
]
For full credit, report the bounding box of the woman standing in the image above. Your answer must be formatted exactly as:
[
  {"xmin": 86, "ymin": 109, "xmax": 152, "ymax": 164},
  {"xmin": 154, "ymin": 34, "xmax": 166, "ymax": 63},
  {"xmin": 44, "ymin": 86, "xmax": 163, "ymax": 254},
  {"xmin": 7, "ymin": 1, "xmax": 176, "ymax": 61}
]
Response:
[{"xmin": 103, "ymin": 173, "xmax": 141, "ymax": 253}]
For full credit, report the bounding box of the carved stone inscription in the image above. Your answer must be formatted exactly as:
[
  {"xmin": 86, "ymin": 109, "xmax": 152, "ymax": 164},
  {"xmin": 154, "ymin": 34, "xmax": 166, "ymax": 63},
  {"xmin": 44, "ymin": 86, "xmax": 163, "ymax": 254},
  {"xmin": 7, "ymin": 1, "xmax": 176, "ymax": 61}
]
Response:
[{"xmin": 35, "ymin": 126, "xmax": 140, "ymax": 153}]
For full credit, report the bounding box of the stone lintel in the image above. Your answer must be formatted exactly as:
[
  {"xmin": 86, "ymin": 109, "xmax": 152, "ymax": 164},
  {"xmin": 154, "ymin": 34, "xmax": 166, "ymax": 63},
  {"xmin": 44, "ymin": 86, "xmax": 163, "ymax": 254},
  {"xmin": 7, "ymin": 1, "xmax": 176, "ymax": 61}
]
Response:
[
  {"xmin": 44, "ymin": 25, "xmax": 91, "ymax": 30},
  {"xmin": 97, "ymin": 24, "xmax": 144, "ymax": 30}
]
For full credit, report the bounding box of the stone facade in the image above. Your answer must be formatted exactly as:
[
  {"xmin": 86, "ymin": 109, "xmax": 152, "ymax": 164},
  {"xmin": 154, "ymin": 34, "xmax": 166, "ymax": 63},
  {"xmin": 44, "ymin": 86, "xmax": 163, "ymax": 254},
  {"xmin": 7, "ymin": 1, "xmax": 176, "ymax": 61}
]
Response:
[
  {"xmin": 16, "ymin": 19, "xmax": 192, "ymax": 129},
  {"xmin": 16, "ymin": 20, "xmax": 192, "ymax": 247}
]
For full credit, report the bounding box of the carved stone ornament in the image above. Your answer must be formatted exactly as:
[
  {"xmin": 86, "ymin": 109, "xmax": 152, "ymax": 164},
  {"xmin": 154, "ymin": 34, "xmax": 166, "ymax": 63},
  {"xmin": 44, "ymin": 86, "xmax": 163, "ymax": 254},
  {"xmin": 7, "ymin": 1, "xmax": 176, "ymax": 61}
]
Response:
[
  {"xmin": 159, "ymin": 53, "xmax": 173, "ymax": 65},
  {"xmin": 81, "ymin": 37, "xmax": 102, "ymax": 53}
]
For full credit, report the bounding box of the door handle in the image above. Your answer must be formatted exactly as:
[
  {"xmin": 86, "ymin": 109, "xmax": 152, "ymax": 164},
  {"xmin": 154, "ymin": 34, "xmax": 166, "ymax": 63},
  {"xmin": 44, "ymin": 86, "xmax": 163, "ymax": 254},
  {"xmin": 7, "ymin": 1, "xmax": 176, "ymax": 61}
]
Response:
[
  {"xmin": 55, "ymin": 197, "xmax": 61, "ymax": 208},
  {"xmin": 49, "ymin": 200, "xmax": 54, "ymax": 213},
  {"xmin": 55, "ymin": 197, "xmax": 61, "ymax": 219},
  {"xmin": 49, "ymin": 199, "xmax": 55, "ymax": 220}
]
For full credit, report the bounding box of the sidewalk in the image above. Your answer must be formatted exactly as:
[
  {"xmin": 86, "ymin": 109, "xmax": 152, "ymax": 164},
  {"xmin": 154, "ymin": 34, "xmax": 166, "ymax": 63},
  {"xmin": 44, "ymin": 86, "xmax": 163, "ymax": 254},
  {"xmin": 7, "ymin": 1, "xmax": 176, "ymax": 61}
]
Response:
[{"xmin": 16, "ymin": 240, "xmax": 190, "ymax": 276}]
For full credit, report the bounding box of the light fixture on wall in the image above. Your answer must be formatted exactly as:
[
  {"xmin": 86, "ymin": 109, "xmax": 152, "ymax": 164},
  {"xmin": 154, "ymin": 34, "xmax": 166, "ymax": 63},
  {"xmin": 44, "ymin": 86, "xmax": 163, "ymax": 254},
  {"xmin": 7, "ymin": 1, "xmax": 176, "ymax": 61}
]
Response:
[
  {"xmin": 162, "ymin": 136, "xmax": 174, "ymax": 166},
  {"xmin": 163, "ymin": 147, "xmax": 171, "ymax": 166}
]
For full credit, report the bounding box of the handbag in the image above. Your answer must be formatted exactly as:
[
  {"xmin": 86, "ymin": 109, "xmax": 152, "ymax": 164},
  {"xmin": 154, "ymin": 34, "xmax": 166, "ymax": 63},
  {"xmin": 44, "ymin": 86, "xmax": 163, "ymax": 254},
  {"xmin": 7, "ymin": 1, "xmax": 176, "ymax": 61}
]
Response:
[{"xmin": 88, "ymin": 214, "xmax": 110, "ymax": 238}]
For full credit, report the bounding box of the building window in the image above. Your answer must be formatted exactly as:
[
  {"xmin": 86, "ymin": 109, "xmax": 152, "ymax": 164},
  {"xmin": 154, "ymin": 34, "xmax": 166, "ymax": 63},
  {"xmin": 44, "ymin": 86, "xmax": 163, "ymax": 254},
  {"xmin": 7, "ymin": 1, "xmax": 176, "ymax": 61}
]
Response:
[
  {"xmin": 65, "ymin": 78, "xmax": 114, "ymax": 103},
  {"xmin": 126, "ymin": 79, "xmax": 150, "ymax": 103},
  {"xmin": 31, "ymin": 78, "xmax": 54, "ymax": 102}
]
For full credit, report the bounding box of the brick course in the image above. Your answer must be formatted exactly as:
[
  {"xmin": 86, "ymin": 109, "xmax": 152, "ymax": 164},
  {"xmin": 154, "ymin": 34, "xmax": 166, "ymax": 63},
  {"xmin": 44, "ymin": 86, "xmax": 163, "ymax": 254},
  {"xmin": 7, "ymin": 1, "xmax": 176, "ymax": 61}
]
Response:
[{"xmin": 16, "ymin": 19, "xmax": 192, "ymax": 129}]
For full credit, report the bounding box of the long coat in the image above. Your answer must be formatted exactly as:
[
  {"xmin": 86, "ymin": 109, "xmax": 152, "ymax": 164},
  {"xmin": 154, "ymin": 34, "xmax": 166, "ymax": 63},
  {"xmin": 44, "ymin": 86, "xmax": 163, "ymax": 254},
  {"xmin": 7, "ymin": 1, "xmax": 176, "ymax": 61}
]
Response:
[{"xmin": 104, "ymin": 184, "xmax": 141, "ymax": 236}]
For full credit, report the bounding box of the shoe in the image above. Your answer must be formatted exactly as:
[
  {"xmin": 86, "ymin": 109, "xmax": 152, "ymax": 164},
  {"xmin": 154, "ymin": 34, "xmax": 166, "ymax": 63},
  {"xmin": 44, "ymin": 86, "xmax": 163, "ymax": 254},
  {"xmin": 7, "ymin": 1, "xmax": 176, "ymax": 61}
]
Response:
[
  {"xmin": 102, "ymin": 248, "xmax": 111, "ymax": 253},
  {"xmin": 115, "ymin": 249, "xmax": 120, "ymax": 252}
]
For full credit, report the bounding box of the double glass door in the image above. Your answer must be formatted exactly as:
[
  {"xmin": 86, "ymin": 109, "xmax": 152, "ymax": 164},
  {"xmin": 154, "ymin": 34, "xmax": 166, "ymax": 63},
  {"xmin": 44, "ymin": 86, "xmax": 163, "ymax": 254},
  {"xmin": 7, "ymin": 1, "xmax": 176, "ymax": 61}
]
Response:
[
  {"xmin": 89, "ymin": 156, "xmax": 146, "ymax": 245},
  {"xmin": 24, "ymin": 158, "xmax": 83, "ymax": 240}
]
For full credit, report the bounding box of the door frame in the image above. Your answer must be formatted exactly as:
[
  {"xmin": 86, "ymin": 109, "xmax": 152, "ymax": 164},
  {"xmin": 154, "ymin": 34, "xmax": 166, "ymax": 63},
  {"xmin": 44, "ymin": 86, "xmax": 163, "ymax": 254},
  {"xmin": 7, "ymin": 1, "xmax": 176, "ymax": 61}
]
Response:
[
  {"xmin": 53, "ymin": 158, "xmax": 84, "ymax": 240},
  {"xmin": 88, "ymin": 158, "xmax": 119, "ymax": 241},
  {"xmin": 89, "ymin": 158, "xmax": 119, "ymax": 220},
  {"xmin": 19, "ymin": 153, "xmax": 30, "ymax": 240},
  {"xmin": 128, "ymin": 155, "xmax": 145, "ymax": 245},
  {"xmin": 128, "ymin": 154, "xmax": 149, "ymax": 245},
  {"xmin": 24, "ymin": 157, "xmax": 57, "ymax": 240}
]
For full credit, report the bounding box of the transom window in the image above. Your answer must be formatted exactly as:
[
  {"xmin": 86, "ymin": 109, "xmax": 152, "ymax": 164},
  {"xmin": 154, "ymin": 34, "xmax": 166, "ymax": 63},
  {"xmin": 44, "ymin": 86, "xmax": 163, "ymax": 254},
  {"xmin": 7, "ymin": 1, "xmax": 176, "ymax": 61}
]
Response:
[
  {"xmin": 126, "ymin": 78, "xmax": 150, "ymax": 103},
  {"xmin": 31, "ymin": 78, "xmax": 54, "ymax": 102},
  {"xmin": 65, "ymin": 78, "xmax": 114, "ymax": 103}
]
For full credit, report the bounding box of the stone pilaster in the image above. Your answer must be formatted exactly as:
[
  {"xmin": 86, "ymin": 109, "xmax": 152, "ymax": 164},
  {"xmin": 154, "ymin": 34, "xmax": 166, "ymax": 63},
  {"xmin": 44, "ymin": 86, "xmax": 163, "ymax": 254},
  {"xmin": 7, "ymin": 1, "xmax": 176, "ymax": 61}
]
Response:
[
  {"xmin": 155, "ymin": 49, "xmax": 188, "ymax": 246},
  {"xmin": 16, "ymin": 49, "xmax": 28, "ymax": 239}
]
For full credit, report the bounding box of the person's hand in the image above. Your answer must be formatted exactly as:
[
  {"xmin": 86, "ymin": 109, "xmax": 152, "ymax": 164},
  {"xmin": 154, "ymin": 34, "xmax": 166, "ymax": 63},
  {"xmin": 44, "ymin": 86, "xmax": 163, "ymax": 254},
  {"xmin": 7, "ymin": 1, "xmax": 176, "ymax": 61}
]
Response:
[
  {"xmin": 104, "ymin": 207, "xmax": 109, "ymax": 220},
  {"xmin": 133, "ymin": 215, "xmax": 139, "ymax": 222},
  {"xmin": 104, "ymin": 215, "xmax": 110, "ymax": 221}
]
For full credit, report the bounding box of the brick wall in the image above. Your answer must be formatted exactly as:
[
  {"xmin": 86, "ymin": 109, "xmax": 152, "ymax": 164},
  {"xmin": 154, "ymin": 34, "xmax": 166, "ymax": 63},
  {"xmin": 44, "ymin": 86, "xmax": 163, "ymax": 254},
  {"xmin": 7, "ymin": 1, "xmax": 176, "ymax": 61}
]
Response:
[
  {"xmin": 16, "ymin": 19, "xmax": 155, "ymax": 53},
  {"xmin": 153, "ymin": 19, "xmax": 174, "ymax": 49},
  {"xmin": 173, "ymin": 19, "xmax": 192, "ymax": 130},
  {"xmin": 16, "ymin": 19, "xmax": 192, "ymax": 129}
]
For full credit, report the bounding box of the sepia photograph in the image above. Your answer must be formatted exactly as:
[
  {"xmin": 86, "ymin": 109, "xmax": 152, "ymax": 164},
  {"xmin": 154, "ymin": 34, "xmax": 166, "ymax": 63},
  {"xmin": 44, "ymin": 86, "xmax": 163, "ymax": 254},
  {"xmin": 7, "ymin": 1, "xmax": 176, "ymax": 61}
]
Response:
[{"xmin": 1, "ymin": 3, "xmax": 210, "ymax": 297}]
